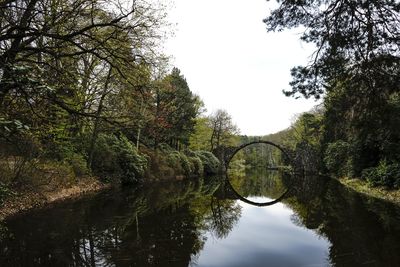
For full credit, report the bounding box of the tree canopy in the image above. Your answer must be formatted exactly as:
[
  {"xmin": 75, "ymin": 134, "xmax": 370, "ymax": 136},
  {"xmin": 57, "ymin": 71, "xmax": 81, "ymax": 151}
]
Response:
[
  {"xmin": 265, "ymin": 0, "xmax": 400, "ymax": 187},
  {"xmin": 264, "ymin": 0, "xmax": 400, "ymax": 99}
]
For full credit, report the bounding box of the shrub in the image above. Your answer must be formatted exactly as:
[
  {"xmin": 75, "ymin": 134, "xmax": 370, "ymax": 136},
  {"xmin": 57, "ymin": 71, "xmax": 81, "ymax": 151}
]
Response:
[
  {"xmin": 362, "ymin": 160, "xmax": 400, "ymax": 189},
  {"xmin": 158, "ymin": 143, "xmax": 173, "ymax": 152},
  {"xmin": 178, "ymin": 152, "xmax": 193, "ymax": 175},
  {"xmin": 64, "ymin": 153, "xmax": 89, "ymax": 177},
  {"xmin": 167, "ymin": 150, "xmax": 196, "ymax": 175},
  {"xmin": 91, "ymin": 134, "xmax": 147, "ymax": 184},
  {"xmin": 166, "ymin": 151, "xmax": 182, "ymax": 172},
  {"xmin": 0, "ymin": 182, "xmax": 13, "ymax": 206},
  {"xmin": 188, "ymin": 155, "xmax": 203, "ymax": 176},
  {"xmin": 141, "ymin": 148, "xmax": 175, "ymax": 180},
  {"xmin": 324, "ymin": 140, "xmax": 352, "ymax": 177},
  {"xmin": 194, "ymin": 150, "xmax": 220, "ymax": 175},
  {"xmin": 0, "ymin": 133, "xmax": 42, "ymax": 184}
]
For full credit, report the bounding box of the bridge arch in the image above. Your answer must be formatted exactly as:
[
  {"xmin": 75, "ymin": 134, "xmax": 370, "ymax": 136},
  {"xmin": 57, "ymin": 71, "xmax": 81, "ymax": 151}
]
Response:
[
  {"xmin": 226, "ymin": 140, "xmax": 292, "ymax": 167},
  {"xmin": 224, "ymin": 140, "xmax": 295, "ymax": 207}
]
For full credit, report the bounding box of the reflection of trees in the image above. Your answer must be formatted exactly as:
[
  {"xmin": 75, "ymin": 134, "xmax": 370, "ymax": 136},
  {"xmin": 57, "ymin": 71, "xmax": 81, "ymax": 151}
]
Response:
[
  {"xmin": 206, "ymin": 198, "xmax": 241, "ymax": 239},
  {"xmin": 229, "ymin": 168, "xmax": 288, "ymax": 199},
  {"xmin": 283, "ymin": 175, "xmax": 400, "ymax": 267},
  {"xmin": 0, "ymin": 176, "xmax": 241, "ymax": 266}
]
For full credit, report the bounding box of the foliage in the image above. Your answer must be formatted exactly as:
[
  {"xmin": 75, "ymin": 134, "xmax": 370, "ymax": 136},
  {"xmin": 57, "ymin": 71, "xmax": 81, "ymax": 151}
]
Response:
[
  {"xmin": 189, "ymin": 117, "xmax": 213, "ymax": 151},
  {"xmin": 0, "ymin": 0, "xmax": 229, "ymax": 191},
  {"xmin": 0, "ymin": 182, "xmax": 14, "ymax": 206},
  {"xmin": 141, "ymin": 145, "xmax": 209, "ymax": 179},
  {"xmin": 324, "ymin": 141, "xmax": 352, "ymax": 178},
  {"xmin": 273, "ymin": 111, "xmax": 324, "ymax": 172},
  {"xmin": 264, "ymin": 1, "xmax": 400, "ymax": 186},
  {"xmin": 194, "ymin": 151, "xmax": 221, "ymax": 175},
  {"xmin": 362, "ymin": 161, "xmax": 400, "ymax": 189},
  {"xmin": 322, "ymin": 82, "xmax": 400, "ymax": 177},
  {"xmin": 184, "ymin": 149, "xmax": 205, "ymax": 176},
  {"xmin": 65, "ymin": 153, "xmax": 90, "ymax": 177},
  {"xmin": 187, "ymin": 155, "xmax": 204, "ymax": 176},
  {"xmin": 264, "ymin": 0, "xmax": 400, "ymax": 100},
  {"xmin": 166, "ymin": 151, "xmax": 192, "ymax": 176},
  {"xmin": 91, "ymin": 134, "xmax": 147, "ymax": 184},
  {"xmin": 209, "ymin": 110, "xmax": 239, "ymax": 150},
  {"xmin": 145, "ymin": 68, "xmax": 202, "ymax": 148}
]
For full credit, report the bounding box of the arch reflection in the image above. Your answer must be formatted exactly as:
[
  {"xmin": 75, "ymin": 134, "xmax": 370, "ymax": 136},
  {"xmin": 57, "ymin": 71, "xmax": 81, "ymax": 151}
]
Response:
[{"xmin": 225, "ymin": 141, "xmax": 297, "ymax": 206}]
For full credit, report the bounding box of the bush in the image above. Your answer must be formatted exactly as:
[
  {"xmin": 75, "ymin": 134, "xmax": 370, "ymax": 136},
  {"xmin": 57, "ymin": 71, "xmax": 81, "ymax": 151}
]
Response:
[
  {"xmin": 188, "ymin": 155, "xmax": 203, "ymax": 176},
  {"xmin": 91, "ymin": 134, "xmax": 147, "ymax": 184},
  {"xmin": 324, "ymin": 140, "xmax": 352, "ymax": 177},
  {"xmin": 0, "ymin": 133, "xmax": 42, "ymax": 184},
  {"xmin": 166, "ymin": 151, "xmax": 182, "ymax": 172},
  {"xmin": 362, "ymin": 160, "xmax": 400, "ymax": 189},
  {"xmin": 142, "ymin": 145, "xmax": 219, "ymax": 179},
  {"xmin": 64, "ymin": 153, "xmax": 89, "ymax": 177},
  {"xmin": 178, "ymin": 152, "xmax": 193, "ymax": 175},
  {"xmin": 167, "ymin": 150, "xmax": 198, "ymax": 176},
  {"xmin": 0, "ymin": 182, "xmax": 13, "ymax": 205},
  {"xmin": 40, "ymin": 136, "xmax": 89, "ymax": 178},
  {"xmin": 194, "ymin": 150, "xmax": 220, "ymax": 175}
]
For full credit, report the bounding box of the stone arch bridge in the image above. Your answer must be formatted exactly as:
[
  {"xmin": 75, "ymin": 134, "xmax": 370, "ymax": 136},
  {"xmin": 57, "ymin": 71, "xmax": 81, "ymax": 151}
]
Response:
[{"xmin": 212, "ymin": 140, "xmax": 302, "ymax": 172}]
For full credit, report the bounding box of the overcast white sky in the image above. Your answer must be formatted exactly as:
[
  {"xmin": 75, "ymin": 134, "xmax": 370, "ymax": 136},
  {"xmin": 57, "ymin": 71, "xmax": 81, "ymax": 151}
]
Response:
[{"xmin": 164, "ymin": 0, "xmax": 320, "ymax": 136}]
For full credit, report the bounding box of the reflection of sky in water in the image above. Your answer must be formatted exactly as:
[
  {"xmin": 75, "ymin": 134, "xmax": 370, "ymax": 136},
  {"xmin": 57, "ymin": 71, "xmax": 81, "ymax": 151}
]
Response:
[{"xmin": 194, "ymin": 197, "xmax": 331, "ymax": 267}]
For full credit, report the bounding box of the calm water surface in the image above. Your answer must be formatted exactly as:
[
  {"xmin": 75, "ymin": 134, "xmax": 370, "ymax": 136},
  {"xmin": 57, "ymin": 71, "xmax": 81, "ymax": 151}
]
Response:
[{"xmin": 1, "ymin": 171, "xmax": 400, "ymax": 267}]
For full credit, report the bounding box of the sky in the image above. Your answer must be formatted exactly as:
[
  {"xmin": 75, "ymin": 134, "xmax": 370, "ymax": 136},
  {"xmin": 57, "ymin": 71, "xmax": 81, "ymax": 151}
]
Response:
[{"xmin": 164, "ymin": 0, "xmax": 321, "ymax": 136}]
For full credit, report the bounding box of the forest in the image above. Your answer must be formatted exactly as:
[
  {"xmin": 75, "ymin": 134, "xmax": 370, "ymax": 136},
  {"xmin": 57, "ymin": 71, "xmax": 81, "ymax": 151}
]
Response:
[
  {"xmin": 258, "ymin": 0, "xmax": 400, "ymax": 190},
  {"xmin": 0, "ymin": 0, "xmax": 241, "ymax": 208}
]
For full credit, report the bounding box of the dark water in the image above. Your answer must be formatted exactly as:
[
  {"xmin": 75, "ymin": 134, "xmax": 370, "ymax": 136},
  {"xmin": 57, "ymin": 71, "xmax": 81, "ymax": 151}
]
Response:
[{"xmin": 1, "ymin": 171, "xmax": 400, "ymax": 267}]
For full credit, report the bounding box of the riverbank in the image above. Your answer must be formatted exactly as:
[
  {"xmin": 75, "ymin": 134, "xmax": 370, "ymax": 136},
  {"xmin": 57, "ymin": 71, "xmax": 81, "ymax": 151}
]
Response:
[
  {"xmin": 0, "ymin": 177, "xmax": 111, "ymax": 221},
  {"xmin": 340, "ymin": 178, "xmax": 400, "ymax": 206},
  {"xmin": 0, "ymin": 147, "xmax": 222, "ymax": 221}
]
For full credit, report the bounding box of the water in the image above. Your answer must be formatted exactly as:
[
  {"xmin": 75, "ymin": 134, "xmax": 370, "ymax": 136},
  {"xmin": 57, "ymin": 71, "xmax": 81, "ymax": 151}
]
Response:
[{"xmin": 1, "ymin": 171, "xmax": 400, "ymax": 267}]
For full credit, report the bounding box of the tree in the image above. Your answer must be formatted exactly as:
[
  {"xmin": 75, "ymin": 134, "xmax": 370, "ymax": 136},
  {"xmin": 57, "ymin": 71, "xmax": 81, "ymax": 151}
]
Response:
[
  {"xmin": 209, "ymin": 109, "xmax": 239, "ymax": 150},
  {"xmin": 0, "ymin": 0, "xmax": 168, "ymax": 146},
  {"xmin": 0, "ymin": 0, "xmax": 171, "ymax": 186},
  {"xmin": 0, "ymin": 0, "xmax": 167, "ymax": 115},
  {"xmin": 265, "ymin": 0, "xmax": 400, "ymax": 179},
  {"xmin": 264, "ymin": 0, "xmax": 400, "ymax": 99},
  {"xmin": 189, "ymin": 117, "xmax": 213, "ymax": 151},
  {"xmin": 146, "ymin": 68, "xmax": 201, "ymax": 149}
]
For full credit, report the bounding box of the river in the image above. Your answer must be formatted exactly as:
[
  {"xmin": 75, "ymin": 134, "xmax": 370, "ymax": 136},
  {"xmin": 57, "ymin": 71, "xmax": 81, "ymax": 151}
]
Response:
[{"xmin": 1, "ymin": 169, "xmax": 400, "ymax": 266}]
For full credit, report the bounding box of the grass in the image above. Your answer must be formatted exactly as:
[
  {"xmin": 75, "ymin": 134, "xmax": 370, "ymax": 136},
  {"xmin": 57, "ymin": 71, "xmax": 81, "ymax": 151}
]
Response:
[{"xmin": 340, "ymin": 177, "xmax": 400, "ymax": 206}]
